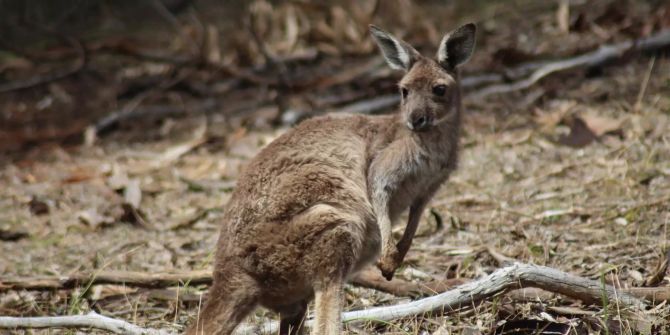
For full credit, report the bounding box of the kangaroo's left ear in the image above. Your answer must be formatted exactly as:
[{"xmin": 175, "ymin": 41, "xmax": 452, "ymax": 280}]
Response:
[
  {"xmin": 370, "ymin": 25, "xmax": 421, "ymax": 71},
  {"xmin": 437, "ymin": 23, "xmax": 477, "ymax": 70}
]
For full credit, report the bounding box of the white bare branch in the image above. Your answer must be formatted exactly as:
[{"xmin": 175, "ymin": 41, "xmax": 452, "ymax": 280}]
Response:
[
  {"xmin": 236, "ymin": 262, "xmax": 646, "ymax": 334},
  {"xmin": 0, "ymin": 311, "xmax": 175, "ymax": 335}
]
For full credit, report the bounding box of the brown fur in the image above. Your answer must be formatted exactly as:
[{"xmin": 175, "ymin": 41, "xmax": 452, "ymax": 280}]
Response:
[{"xmin": 186, "ymin": 24, "xmax": 476, "ymax": 335}]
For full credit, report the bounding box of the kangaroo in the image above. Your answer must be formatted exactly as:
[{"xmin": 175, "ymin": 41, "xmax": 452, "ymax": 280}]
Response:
[{"xmin": 186, "ymin": 23, "xmax": 476, "ymax": 335}]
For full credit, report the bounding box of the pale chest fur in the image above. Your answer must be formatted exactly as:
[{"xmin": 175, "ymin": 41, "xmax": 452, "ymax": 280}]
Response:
[
  {"xmin": 374, "ymin": 129, "xmax": 459, "ymax": 223},
  {"xmin": 388, "ymin": 150, "xmax": 453, "ymax": 222}
]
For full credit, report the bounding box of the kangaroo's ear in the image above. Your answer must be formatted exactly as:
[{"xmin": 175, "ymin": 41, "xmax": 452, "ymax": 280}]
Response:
[
  {"xmin": 369, "ymin": 25, "xmax": 420, "ymax": 71},
  {"xmin": 437, "ymin": 23, "xmax": 477, "ymax": 69}
]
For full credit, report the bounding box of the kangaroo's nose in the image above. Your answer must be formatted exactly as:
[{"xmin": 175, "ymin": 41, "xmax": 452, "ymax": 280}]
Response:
[{"xmin": 409, "ymin": 115, "xmax": 430, "ymax": 131}]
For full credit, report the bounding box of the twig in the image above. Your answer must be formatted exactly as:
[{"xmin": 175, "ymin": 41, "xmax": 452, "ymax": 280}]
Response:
[
  {"xmin": 470, "ymin": 29, "xmax": 670, "ymax": 99},
  {"xmin": 235, "ymin": 262, "xmax": 648, "ymax": 334},
  {"xmin": 350, "ymin": 267, "xmax": 464, "ymax": 297},
  {"xmin": 0, "ymin": 311, "xmax": 174, "ymax": 335}
]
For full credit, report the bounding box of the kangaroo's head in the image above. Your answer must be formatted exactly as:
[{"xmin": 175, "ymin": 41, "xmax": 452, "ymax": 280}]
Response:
[{"xmin": 370, "ymin": 24, "xmax": 476, "ymax": 132}]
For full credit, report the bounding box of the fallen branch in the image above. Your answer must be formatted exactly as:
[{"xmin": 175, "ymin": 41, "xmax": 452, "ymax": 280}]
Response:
[
  {"xmin": 0, "ymin": 311, "xmax": 174, "ymax": 335},
  {"xmin": 329, "ymin": 28, "xmax": 670, "ymax": 115},
  {"xmin": 3, "ymin": 264, "xmax": 666, "ymax": 304},
  {"xmin": 470, "ymin": 29, "xmax": 670, "ymax": 99},
  {"xmin": 0, "ymin": 270, "xmax": 212, "ymax": 291},
  {"xmin": 236, "ymin": 262, "xmax": 648, "ymax": 334},
  {"xmin": 92, "ymin": 98, "xmax": 218, "ymax": 137},
  {"xmin": 0, "ymin": 34, "xmax": 85, "ymax": 93},
  {"xmin": 0, "ymin": 267, "xmax": 450, "ymax": 298}
]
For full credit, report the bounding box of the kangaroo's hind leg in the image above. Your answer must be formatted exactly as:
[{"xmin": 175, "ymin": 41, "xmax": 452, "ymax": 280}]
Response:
[
  {"xmin": 308, "ymin": 223, "xmax": 363, "ymax": 335},
  {"xmin": 312, "ymin": 277, "xmax": 345, "ymax": 335},
  {"xmin": 186, "ymin": 268, "xmax": 260, "ymax": 335},
  {"xmin": 278, "ymin": 299, "xmax": 309, "ymax": 335}
]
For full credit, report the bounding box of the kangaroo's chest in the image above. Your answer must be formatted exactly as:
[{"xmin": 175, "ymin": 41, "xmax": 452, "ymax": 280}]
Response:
[{"xmin": 388, "ymin": 158, "xmax": 450, "ymax": 221}]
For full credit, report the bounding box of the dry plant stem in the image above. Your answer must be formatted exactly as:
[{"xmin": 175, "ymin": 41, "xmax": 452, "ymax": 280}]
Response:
[
  {"xmin": 0, "ymin": 311, "xmax": 174, "ymax": 335},
  {"xmin": 236, "ymin": 262, "xmax": 647, "ymax": 334}
]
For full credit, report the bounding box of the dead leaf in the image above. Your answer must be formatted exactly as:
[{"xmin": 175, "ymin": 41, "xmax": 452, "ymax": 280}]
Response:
[
  {"xmin": 644, "ymin": 249, "xmax": 670, "ymax": 287},
  {"xmin": 0, "ymin": 229, "xmax": 29, "ymax": 241},
  {"xmin": 0, "ymin": 56, "xmax": 32, "ymax": 73},
  {"xmin": 123, "ymin": 179, "xmax": 142, "ymax": 209},
  {"xmin": 494, "ymin": 319, "xmax": 571, "ymax": 335},
  {"xmin": 558, "ymin": 116, "xmax": 598, "ymax": 148},
  {"xmin": 121, "ymin": 203, "xmax": 149, "ymax": 228},
  {"xmin": 107, "ymin": 164, "xmax": 130, "ymax": 191},
  {"xmin": 557, "ymin": 0, "xmax": 570, "ymax": 33},
  {"xmin": 580, "ymin": 113, "xmax": 624, "ymax": 137},
  {"xmin": 28, "ymin": 196, "xmax": 50, "ymax": 215},
  {"xmin": 62, "ymin": 167, "xmax": 96, "ymax": 184},
  {"xmin": 78, "ymin": 208, "xmax": 115, "ymax": 229},
  {"xmin": 534, "ymin": 100, "xmax": 575, "ymax": 133}
]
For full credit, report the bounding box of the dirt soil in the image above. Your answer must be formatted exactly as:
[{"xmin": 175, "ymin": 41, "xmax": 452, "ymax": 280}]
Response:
[{"xmin": 1, "ymin": 0, "xmax": 669, "ymax": 334}]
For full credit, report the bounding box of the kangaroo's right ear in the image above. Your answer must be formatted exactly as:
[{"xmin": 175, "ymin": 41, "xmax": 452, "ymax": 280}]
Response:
[{"xmin": 369, "ymin": 25, "xmax": 420, "ymax": 71}]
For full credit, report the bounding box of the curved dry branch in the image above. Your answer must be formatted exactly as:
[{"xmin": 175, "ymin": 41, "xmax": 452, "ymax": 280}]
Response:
[
  {"xmin": 470, "ymin": 29, "xmax": 670, "ymax": 99},
  {"xmin": 237, "ymin": 262, "xmax": 647, "ymax": 334}
]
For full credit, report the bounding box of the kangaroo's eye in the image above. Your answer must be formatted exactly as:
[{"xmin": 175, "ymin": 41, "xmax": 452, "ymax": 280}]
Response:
[
  {"xmin": 400, "ymin": 87, "xmax": 409, "ymax": 99},
  {"xmin": 432, "ymin": 84, "xmax": 447, "ymax": 97}
]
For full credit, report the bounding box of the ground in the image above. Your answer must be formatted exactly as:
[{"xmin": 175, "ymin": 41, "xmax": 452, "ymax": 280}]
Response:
[{"xmin": 0, "ymin": 0, "xmax": 669, "ymax": 334}]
